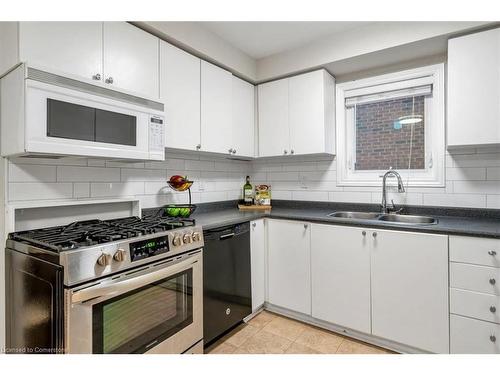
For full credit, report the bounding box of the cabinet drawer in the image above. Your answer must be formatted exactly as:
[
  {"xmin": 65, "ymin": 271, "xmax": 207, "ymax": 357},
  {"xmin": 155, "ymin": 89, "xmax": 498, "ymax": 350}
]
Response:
[
  {"xmin": 450, "ymin": 263, "xmax": 500, "ymax": 295},
  {"xmin": 450, "ymin": 288, "xmax": 500, "ymax": 324},
  {"xmin": 450, "ymin": 236, "xmax": 500, "ymax": 267},
  {"xmin": 450, "ymin": 314, "xmax": 500, "ymax": 354}
]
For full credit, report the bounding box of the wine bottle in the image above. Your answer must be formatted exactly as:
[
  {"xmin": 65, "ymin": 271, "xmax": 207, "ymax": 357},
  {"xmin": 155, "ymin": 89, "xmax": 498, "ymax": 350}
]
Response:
[{"xmin": 243, "ymin": 175, "xmax": 253, "ymax": 206}]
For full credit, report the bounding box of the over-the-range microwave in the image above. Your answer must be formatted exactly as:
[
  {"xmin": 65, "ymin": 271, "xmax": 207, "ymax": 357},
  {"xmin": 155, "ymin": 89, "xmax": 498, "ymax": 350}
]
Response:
[{"xmin": 0, "ymin": 64, "xmax": 165, "ymax": 161}]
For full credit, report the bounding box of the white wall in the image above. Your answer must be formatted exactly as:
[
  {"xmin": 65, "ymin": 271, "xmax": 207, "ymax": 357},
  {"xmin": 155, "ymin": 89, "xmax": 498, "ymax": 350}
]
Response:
[
  {"xmin": 252, "ymin": 147, "xmax": 500, "ymax": 209},
  {"xmin": 137, "ymin": 21, "xmax": 257, "ymax": 81},
  {"xmin": 7, "ymin": 151, "xmax": 251, "ymax": 208},
  {"xmin": 256, "ymin": 22, "xmax": 490, "ymax": 81}
]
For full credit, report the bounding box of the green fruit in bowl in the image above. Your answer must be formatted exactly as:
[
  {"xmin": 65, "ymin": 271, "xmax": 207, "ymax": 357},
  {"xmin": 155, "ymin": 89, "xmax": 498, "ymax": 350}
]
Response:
[
  {"xmin": 170, "ymin": 208, "xmax": 180, "ymax": 217},
  {"xmin": 179, "ymin": 208, "xmax": 191, "ymax": 217}
]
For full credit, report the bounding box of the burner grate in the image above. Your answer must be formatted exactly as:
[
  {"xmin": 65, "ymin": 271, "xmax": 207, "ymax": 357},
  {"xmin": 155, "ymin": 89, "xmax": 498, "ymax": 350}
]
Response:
[{"xmin": 9, "ymin": 214, "xmax": 196, "ymax": 252}]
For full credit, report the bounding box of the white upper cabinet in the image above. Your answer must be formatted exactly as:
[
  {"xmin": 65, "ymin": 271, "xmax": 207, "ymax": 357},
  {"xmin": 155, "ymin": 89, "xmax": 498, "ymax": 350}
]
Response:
[
  {"xmin": 448, "ymin": 27, "xmax": 500, "ymax": 148},
  {"xmin": 18, "ymin": 22, "xmax": 103, "ymax": 81},
  {"xmin": 200, "ymin": 61, "xmax": 233, "ymax": 154},
  {"xmin": 257, "ymin": 69, "xmax": 335, "ymax": 157},
  {"xmin": 289, "ymin": 70, "xmax": 335, "ymax": 156},
  {"xmin": 103, "ymin": 22, "xmax": 159, "ymax": 99},
  {"xmin": 231, "ymin": 76, "xmax": 255, "ymax": 157},
  {"xmin": 258, "ymin": 79, "xmax": 289, "ymax": 157},
  {"xmin": 160, "ymin": 41, "xmax": 201, "ymax": 151},
  {"xmin": 371, "ymin": 229, "xmax": 449, "ymax": 353},
  {"xmin": 311, "ymin": 224, "xmax": 371, "ymax": 334},
  {"xmin": 267, "ymin": 220, "xmax": 311, "ymax": 315}
]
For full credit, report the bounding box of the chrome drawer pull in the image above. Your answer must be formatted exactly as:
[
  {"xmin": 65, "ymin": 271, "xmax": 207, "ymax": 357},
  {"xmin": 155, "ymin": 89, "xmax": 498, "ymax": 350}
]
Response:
[
  {"xmin": 490, "ymin": 278, "xmax": 496, "ymax": 285},
  {"xmin": 490, "ymin": 335, "xmax": 496, "ymax": 343},
  {"xmin": 488, "ymin": 250, "xmax": 497, "ymax": 256},
  {"xmin": 490, "ymin": 306, "xmax": 497, "ymax": 313}
]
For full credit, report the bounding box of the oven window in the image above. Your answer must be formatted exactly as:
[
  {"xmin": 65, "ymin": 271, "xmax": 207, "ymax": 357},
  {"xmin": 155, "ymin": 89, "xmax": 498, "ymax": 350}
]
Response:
[{"xmin": 92, "ymin": 269, "xmax": 193, "ymax": 354}]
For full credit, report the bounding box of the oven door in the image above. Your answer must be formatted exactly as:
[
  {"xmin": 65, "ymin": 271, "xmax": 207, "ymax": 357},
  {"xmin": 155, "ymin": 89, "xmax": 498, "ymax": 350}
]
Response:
[
  {"xmin": 24, "ymin": 79, "xmax": 164, "ymax": 160},
  {"xmin": 65, "ymin": 251, "xmax": 202, "ymax": 354}
]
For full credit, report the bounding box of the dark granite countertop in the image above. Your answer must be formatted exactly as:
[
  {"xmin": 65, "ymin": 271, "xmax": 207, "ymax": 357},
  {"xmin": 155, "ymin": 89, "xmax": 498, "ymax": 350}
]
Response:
[{"xmin": 191, "ymin": 201, "xmax": 500, "ymax": 238}]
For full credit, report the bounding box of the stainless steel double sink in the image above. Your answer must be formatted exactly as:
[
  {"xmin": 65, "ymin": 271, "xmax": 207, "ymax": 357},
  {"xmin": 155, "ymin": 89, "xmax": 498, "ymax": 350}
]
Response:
[{"xmin": 327, "ymin": 211, "xmax": 438, "ymax": 225}]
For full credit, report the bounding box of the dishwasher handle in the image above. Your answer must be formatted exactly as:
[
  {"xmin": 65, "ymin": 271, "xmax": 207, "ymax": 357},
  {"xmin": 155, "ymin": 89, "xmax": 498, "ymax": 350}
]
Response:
[{"xmin": 219, "ymin": 233, "xmax": 235, "ymax": 240}]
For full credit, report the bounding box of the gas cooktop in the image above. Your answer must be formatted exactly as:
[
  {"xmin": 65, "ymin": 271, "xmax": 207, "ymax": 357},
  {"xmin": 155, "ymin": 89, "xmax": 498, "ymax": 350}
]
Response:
[{"xmin": 9, "ymin": 212, "xmax": 196, "ymax": 253}]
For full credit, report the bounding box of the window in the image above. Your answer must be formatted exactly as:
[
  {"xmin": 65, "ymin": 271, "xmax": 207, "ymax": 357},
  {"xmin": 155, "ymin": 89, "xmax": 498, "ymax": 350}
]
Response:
[{"xmin": 336, "ymin": 64, "xmax": 445, "ymax": 187}]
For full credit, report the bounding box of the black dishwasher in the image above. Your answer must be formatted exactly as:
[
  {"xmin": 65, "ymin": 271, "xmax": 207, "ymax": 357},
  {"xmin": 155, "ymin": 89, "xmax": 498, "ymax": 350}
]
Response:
[{"xmin": 203, "ymin": 222, "xmax": 252, "ymax": 346}]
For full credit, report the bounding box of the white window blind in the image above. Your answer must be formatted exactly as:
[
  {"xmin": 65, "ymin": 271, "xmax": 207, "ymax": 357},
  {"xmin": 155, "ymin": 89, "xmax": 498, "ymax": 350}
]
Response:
[{"xmin": 345, "ymin": 84, "xmax": 432, "ymax": 107}]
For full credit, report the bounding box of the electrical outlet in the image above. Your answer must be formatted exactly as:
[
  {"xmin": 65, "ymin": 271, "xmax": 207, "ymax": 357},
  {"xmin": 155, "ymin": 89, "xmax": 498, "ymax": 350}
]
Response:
[{"xmin": 198, "ymin": 181, "xmax": 205, "ymax": 191}]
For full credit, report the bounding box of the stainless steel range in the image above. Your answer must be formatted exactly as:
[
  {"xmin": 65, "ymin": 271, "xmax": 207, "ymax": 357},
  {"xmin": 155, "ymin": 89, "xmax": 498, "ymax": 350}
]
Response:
[{"xmin": 5, "ymin": 211, "xmax": 204, "ymax": 354}]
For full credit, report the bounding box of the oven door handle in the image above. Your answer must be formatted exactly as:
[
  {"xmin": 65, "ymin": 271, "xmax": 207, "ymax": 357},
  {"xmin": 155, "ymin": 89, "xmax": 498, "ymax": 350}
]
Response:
[{"xmin": 71, "ymin": 256, "xmax": 198, "ymax": 304}]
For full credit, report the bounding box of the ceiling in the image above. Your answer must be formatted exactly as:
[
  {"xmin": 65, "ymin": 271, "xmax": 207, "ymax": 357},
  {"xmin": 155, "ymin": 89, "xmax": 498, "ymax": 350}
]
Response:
[{"xmin": 199, "ymin": 21, "xmax": 372, "ymax": 59}]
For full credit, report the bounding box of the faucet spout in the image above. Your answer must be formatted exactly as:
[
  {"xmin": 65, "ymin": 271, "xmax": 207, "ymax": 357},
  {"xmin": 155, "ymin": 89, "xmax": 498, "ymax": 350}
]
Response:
[{"xmin": 381, "ymin": 170, "xmax": 405, "ymax": 213}]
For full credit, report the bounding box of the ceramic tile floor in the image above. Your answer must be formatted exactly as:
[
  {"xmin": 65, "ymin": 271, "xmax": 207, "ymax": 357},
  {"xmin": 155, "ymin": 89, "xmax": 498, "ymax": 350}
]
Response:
[{"xmin": 205, "ymin": 310, "xmax": 395, "ymax": 354}]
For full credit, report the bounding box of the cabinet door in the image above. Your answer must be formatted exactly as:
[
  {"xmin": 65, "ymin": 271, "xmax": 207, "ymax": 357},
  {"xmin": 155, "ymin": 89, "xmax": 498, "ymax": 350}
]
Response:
[
  {"xmin": 267, "ymin": 220, "xmax": 311, "ymax": 315},
  {"xmin": 371, "ymin": 230, "xmax": 449, "ymax": 353},
  {"xmin": 200, "ymin": 61, "xmax": 232, "ymax": 154},
  {"xmin": 250, "ymin": 220, "xmax": 266, "ymax": 312},
  {"xmin": 311, "ymin": 224, "xmax": 371, "ymax": 333},
  {"xmin": 232, "ymin": 76, "xmax": 255, "ymax": 157},
  {"xmin": 257, "ymin": 79, "xmax": 289, "ymax": 157},
  {"xmin": 19, "ymin": 22, "xmax": 102, "ymax": 81},
  {"xmin": 103, "ymin": 22, "xmax": 159, "ymax": 99},
  {"xmin": 448, "ymin": 28, "xmax": 500, "ymax": 147},
  {"xmin": 160, "ymin": 42, "xmax": 201, "ymax": 151},
  {"xmin": 289, "ymin": 70, "xmax": 335, "ymax": 155}
]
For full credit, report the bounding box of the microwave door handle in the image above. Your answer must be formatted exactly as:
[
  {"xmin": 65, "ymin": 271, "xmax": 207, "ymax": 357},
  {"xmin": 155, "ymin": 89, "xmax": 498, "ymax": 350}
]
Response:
[{"xmin": 71, "ymin": 256, "xmax": 198, "ymax": 304}]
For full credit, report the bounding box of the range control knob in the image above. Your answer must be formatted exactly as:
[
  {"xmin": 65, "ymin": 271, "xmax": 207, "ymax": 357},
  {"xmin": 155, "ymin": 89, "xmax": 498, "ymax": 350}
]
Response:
[
  {"xmin": 172, "ymin": 235, "xmax": 182, "ymax": 247},
  {"xmin": 97, "ymin": 253, "xmax": 112, "ymax": 267},
  {"xmin": 192, "ymin": 232, "xmax": 202, "ymax": 242},
  {"xmin": 183, "ymin": 233, "xmax": 193, "ymax": 244},
  {"xmin": 113, "ymin": 248, "xmax": 126, "ymax": 262}
]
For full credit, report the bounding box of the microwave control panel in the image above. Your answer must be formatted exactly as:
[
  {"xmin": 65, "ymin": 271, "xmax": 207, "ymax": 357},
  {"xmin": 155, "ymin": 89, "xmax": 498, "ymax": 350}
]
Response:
[{"xmin": 149, "ymin": 116, "xmax": 165, "ymax": 153}]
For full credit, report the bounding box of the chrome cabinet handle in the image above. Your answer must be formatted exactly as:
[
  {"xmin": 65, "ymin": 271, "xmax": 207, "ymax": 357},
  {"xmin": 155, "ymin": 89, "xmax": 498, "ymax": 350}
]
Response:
[
  {"xmin": 290, "ymin": 149, "xmax": 295, "ymax": 155},
  {"xmin": 490, "ymin": 335, "xmax": 496, "ymax": 343},
  {"xmin": 228, "ymin": 148, "xmax": 233, "ymax": 154},
  {"xmin": 362, "ymin": 231, "xmax": 366, "ymax": 236},
  {"xmin": 92, "ymin": 73, "xmax": 101, "ymax": 80},
  {"xmin": 232, "ymin": 149, "xmax": 236, "ymax": 154},
  {"xmin": 372, "ymin": 232, "xmax": 377, "ymax": 238},
  {"xmin": 488, "ymin": 250, "xmax": 497, "ymax": 256},
  {"xmin": 489, "ymin": 278, "xmax": 496, "ymax": 285},
  {"xmin": 284, "ymin": 150, "xmax": 288, "ymax": 155},
  {"xmin": 490, "ymin": 306, "xmax": 497, "ymax": 313},
  {"xmin": 303, "ymin": 224, "xmax": 308, "ymax": 229},
  {"xmin": 105, "ymin": 77, "xmax": 114, "ymax": 84},
  {"xmin": 252, "ymin": 222, "xmax": 256, "ymax": 228},
  {"xmin": 196, "ymin": 144, "xmax": 201, "ymax": 150}
]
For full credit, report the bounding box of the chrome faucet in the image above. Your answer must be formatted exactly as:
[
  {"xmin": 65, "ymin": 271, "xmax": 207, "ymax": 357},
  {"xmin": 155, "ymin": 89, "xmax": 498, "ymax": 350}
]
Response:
[{"xmin": 381, "ymin": 170, "xmax": 405, "ymax": 213}]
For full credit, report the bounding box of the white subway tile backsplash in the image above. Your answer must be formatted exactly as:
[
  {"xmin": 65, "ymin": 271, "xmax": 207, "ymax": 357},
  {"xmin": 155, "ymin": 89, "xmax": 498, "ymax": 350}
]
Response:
[
  {"xmin": 90, "ymin": 182, "xmax": 145, "ymax": 198},
  {"xmin": 74, "ymin": 183, "xmax": 90, "ymax": 198},
  {"xmin": 121, "ymin": 168, "xmax": 166, "ymax": 182},
  {"xmin": 9, "ymin": 182, "xmax": 73, "ymax": 201},
  {"xmin": 185, "ymin": 160, "xmax": 215, "ymax": 171},
  {"xmin": 269, "ymin": 171, "xmax": 300, "ymax": 181},
  {"xmin": 486, "ymin": 195, "xmax": 500, "ymax": 209},
  {"xmin": 269, "ymin": 190, "xmax": 292, "ymax": 200},
  {"xmin": 292, "ymin": 191, "xmax": 328, "ymax": 201},
  {"xmin": 58, "ymin": 166, "xmax": 120, "ymax": 182},
  {"xmin": 453, "ymin": 181, "xmax": 500, "ymax": 194},
  {"xmin": 328, "ymin": 191, "xmax": 372, "ymax": 203},
  {"xmin": 446, "ymin": 167, "xmax": 486, "ymax": 181},
  {"xmin": 486, "ymin": 167, "xmax": 500, "ymax": 180},
  {"xmin": 423, "ymin": 193, "xmax": 486, "ymax": 208},
  {"xmin": 9, "ymin": 164, "xmax": 56, "ymax": 182}
]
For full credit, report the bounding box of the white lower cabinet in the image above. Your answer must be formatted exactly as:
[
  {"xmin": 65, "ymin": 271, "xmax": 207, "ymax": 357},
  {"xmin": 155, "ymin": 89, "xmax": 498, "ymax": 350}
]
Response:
[
  {"xmin": 267, "ymin": 220, "xmax": 311, "ymax": 315},
  {"xmin": 370, "ymin": 230, "xmax": 449, "ymax": 353},
  {"xmin": 311, "ymin": 224, "xmax": 371, "ymax": 333},
  {"xmin": 250, "ymin": 219, "xmax": 266, "ymax": 312},
  {"xmin": 451, "ymin": 314, "xmax": 500, "ymax": 354}
]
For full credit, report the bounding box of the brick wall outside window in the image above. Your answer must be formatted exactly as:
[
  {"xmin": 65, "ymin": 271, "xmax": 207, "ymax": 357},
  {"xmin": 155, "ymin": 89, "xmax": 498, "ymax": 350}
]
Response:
[{"xmin": 355, "ymin": 96, "xmax": 425, "ymax": 170}]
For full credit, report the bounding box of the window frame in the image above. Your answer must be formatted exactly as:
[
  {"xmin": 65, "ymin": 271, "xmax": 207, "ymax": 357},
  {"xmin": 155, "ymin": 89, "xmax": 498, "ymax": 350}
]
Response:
[{"xmin": 336, "ymin": 64, "xmax": 445, "ymax": 187}]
